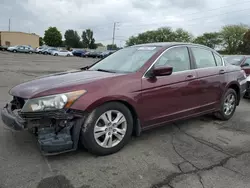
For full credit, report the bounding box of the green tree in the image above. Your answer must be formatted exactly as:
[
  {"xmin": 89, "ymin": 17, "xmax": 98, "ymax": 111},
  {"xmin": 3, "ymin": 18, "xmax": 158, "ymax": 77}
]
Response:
[
  {"xmin": 39, "ymin": 37, "xmax": 44, "ymax": 46},
  {"xmin": 43, "ymin": 27, "xmax": 62, "ymax": 47},
  {"xmin": 107, "ymin": 44, "xmax": 118, "ymax": 50},
  {"xmin": 81, "ymin": 29, "xmax": 97, "ymax": 49},
  {"xmin": 238, "ymin": 29, "xmax": 250, "ymax": 54},
  {"xmin": 220, "ymin": 24, "xmax": 248, "ymax": 54},
  {"xmin": 126, "ymin": 36, "xmax": 138, "ymax": 46},
  {"xmin": 174, "ymin": 28, "xmax": 193, "ymax": 42},
  {"xmin": 126, "ymin": 27, "xmax": 193, "ymax": 46},
  {"xmin": 96, "ymin": 43, "xmax": 104, "ymax": 47},
  {"xmin": 193, "ymin": 32, "xmax": 222, "ymax": 49},
  {"xmin": 64, "ymin": 30, "xmax": 82, "ymax": 48}
]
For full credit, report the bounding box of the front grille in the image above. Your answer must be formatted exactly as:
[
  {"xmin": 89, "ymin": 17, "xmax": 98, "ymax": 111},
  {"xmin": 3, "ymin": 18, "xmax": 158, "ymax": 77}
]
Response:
[
  {"xmin": 11, "ymin": 96, "xmax": 25, "ymax": 110},
  {"xmin": 19, "ymin": 110, "xmax": 73, "ymax": 120}
]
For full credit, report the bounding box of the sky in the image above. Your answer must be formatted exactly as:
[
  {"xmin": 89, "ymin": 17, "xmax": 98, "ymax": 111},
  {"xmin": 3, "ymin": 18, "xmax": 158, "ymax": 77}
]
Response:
[{"xmin": 1, "ymin": 0, "xmax": 250, "ymax": 46}]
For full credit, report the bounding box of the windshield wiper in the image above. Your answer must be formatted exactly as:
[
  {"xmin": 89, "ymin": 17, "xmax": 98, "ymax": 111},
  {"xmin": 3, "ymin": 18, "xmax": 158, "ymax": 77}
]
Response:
[{"xmin": 96, "ymin": 69, "xmax": 116, "ymax": 73}]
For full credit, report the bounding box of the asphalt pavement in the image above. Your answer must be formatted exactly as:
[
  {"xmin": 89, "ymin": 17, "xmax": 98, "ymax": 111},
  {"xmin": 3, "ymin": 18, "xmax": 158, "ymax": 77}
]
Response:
[{"xmin": 0, "ymin": 51, "xmax": 250, "ymax": 188}]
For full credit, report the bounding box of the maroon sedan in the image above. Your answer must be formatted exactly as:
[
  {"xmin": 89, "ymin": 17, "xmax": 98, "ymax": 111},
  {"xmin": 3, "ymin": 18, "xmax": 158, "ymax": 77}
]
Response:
[
  {"xmin": 1, "ymin": 42, "xmax": 247, "ymax": 156},
  {"xmin": 224, "ymin": 55, "xmax": 250, "ymax": 76}
]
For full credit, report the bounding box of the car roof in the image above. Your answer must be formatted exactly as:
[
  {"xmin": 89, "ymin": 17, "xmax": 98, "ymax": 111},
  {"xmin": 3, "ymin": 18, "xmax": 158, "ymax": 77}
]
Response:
[
  {"xmin": 132, "ymin": 42, "xmax": 217, "ymax": 52},
  {"xmin": 133, "ymin": 42, "xmax": 206, "ymax": 48}
]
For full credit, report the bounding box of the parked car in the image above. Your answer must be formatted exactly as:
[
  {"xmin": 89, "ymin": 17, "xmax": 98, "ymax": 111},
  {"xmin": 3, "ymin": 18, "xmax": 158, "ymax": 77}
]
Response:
[
  {"xmin": 0, "ymin": 45, "xmax": 8, "ymax": 51},
  {"xmin": 41, "ymin": 47, "xmax": 56, "ymax": 55},
  {"xmin": 72, "ymin": 50, "xmax": 86, "ymax": 57},
  {"xmin": 82, "ymin": 51, "xmax": 90, "ymax": 57},
  {"xmin": 36, "ymin": 46, "xmax": 46, "ymax": 54},
  {"xmin": 245, "ymin": 76, "xmax": 250, "ymax": 98},
  {"xmin": 7, "ymin": 45, "xmax": 18, "ymax": 52},
  {"xmin": 97, "ymin": 51, "xmax": 114, "ymax": 58},
  {"xmin": 87, "ymin": 51, "xmax": 102, "ymax": 58},
  {"xmin": 224, "ymin": 55, "xmax": 250, "ymax": 76},
  {"xmin": 1, "ymin": 42, "xmax": 247, "ymax": 156},
  {"xmin": 51, "ymin": 49, "xmax": 73, "ymax": 56},
  {"xmin": 47, "ymin": 48, "xmax": 58, "ymax": 55},
  {"xmin": 7, "ymin": 45, "xmax": 35, "ymax": 53}
]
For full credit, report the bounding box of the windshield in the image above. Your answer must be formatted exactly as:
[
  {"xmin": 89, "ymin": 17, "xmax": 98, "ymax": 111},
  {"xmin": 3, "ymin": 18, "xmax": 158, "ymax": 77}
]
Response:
[
  {"xmin": 89, "ymin": 46, "xmax": 160, "ymax": 73},
  {"xmin": 224, "ymin": 55, "xmax": 244, "ymax": 65}
]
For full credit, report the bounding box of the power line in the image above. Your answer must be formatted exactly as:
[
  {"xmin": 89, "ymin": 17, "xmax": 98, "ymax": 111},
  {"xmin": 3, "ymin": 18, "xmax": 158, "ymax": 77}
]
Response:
[
  {"xmin": 120, "ymin": 0, "xmax": 250, "ymax": 26},
  {"xmin": 77, "ymin": 1, "xmax": 250, "ymax": 33},
  {"xmin": 119, "ymin": 7, "xmax": 250, "ymax": 29},
  {"xmin": 79, "ymin": 2, "xmax": 250, "ymax": 34}
]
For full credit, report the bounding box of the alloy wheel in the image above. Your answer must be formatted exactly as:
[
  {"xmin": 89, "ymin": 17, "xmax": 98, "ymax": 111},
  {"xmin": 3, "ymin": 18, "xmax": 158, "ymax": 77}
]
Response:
[
  {"xmin": 223, "ymin": 93, "xmax": 236, "ymax": 116},
  {"xmin": 94, "ymin": 110, "xmax": 127, "ymax": 148}
]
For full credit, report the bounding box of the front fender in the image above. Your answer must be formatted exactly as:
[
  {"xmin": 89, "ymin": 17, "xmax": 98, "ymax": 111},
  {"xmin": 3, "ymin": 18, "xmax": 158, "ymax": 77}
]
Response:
[
  {"xmin": 70, "ymin": 94, "xmax": 139, "ymax": 116},
  {"xmin": 85, "ymin": 95, "xmax": 138, "ymax": 112}
]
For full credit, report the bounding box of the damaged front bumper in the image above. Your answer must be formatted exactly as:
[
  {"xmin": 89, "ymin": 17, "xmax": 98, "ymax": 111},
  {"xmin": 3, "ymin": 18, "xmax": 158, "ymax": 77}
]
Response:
[
  {"xmin": 1, "ymin": 103, "xmax": 26, "ymax": 131},
  {"xmin": 1, "ymin": 102, "xmax": 86, "ymax": 155}
]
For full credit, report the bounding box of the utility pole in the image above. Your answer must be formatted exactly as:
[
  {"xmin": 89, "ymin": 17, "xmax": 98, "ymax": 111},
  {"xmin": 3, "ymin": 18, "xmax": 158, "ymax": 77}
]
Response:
[
  {"xmin": 112, "ymin": 22, "xmax": 119, "ymax": 49},
  {"xmin": 8, "ymin": 18, "xmax": 11, "ymax": 31}
]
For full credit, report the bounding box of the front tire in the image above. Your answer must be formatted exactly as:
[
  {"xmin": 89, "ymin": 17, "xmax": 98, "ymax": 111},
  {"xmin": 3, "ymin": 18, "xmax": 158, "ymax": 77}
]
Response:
[
  {"xmin": 80, "ymin": 102, "xmax": 133, "ymax": 156},
  {"xmin": 54, "ymin": 53, "xmax": 58, "ymax": 56},
  {"xmin": 13, "ymin": 50, "xmax": 17, "ymax": 53},
  {"xmin": 215, "ymin": 88, "xmax": 237, "ymax": 121}
]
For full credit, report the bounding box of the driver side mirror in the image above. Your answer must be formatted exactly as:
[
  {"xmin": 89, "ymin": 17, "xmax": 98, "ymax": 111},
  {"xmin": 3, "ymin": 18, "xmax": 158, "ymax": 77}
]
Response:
[{"xmin": 147, "ymin": 66, "xmax": 173, "ymax": 78}]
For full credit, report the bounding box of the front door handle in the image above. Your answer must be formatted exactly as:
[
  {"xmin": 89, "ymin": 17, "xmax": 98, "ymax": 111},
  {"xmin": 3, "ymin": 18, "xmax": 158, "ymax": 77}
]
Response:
[{"xmin": 219, "ymin": 70, "xmax": 225, "ymax": 74}]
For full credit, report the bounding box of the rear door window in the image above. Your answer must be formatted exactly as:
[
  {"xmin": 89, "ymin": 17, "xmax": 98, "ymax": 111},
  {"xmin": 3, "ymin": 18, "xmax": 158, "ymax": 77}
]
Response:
[
  {"xmin": 213, "ymin": 53, "xmax": 224, "ymax": 66},
  {"xmin": 191, "ymin": 47, "xmax": 216, "ymax": 68}
]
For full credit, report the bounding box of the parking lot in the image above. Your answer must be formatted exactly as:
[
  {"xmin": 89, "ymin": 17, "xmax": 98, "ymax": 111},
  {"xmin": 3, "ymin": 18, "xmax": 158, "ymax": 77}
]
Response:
[{"xmin": 1, "ymin": 51, "xmax": 250, "ymax": 188}]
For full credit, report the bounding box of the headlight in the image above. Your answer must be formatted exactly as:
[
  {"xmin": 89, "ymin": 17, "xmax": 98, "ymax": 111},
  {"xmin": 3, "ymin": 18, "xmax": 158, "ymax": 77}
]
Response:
[{"xmin": 22, "ymin": 90, "xmax": 86, "ymax": 112}]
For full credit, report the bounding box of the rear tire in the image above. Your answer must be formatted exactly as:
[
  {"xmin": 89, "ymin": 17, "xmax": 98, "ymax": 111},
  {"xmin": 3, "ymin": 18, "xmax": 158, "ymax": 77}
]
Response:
[
  {"xmin": 214, "ymin": 88, "xmax": 237, "ymax": 121},
  {"xmin": 29, "ymin": 51, "xmax": 33, "ymax": 54},
  {"xmin": 13, "ymin": 50, "xmax": 17, "ymax": 53},
  {"xmin": 80, "ymin": 102, "xmax": 133, "ymax": 156},
  {"xmin": 67, "ymin": 54, "xmax": 70, "ymax": 57},
  {"xmin": 54, "ymin": 53, "xmax": 58, "ymax": 56}
]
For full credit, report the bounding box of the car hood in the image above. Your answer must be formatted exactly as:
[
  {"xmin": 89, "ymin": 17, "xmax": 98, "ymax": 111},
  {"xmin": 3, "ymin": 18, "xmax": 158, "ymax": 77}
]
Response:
[{"xmin": 10, "ymin": 69, "xmax": 121, "ymax": 99}]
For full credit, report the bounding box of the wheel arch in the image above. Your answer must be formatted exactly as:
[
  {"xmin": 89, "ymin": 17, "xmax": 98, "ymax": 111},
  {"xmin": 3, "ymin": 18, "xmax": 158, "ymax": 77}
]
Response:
[
  {"xmin": 85, "ymin": 97, "xmax": 141, "ymax": 137},
  {"xmin": 226, "ymin": 81, "xmax": 240, "ymax": 105}
]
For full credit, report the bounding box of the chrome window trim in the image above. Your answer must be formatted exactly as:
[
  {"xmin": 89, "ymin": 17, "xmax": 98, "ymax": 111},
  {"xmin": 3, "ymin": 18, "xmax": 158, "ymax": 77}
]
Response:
[
  {"xmin": 142, "ymin": 45, "xmax": 190, "ymax": 79},
  {"xmin": 142, "ymin": 44, "xmax": 225, "ymax": 79},
  {"xmin": 213, "ymin": 51, "xmax": 225, "ymax": 67}
]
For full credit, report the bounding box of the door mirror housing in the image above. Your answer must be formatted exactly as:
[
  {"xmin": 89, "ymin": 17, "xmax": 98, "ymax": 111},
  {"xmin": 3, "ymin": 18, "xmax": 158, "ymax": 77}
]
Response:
[{"xmin": 153, "ymin": 66, "xmax": 173, "ymax": 77}]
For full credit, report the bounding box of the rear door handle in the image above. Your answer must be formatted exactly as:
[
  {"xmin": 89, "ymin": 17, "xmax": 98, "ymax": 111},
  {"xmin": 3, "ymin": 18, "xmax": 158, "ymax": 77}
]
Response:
[
  {"xmin": 186, "ymin": 75, "xmax": 195, "ymax": 80},
  {"xmin": 219, "ymin": 70, "xmax": 225, "ymax": 74}
]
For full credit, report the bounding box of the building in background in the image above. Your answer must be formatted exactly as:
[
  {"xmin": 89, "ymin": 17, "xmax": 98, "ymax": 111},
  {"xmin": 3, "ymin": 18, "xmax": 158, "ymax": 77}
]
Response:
[{"xmin": 0, "ymin": 31, "xmax": 39, "ymax": 48}]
